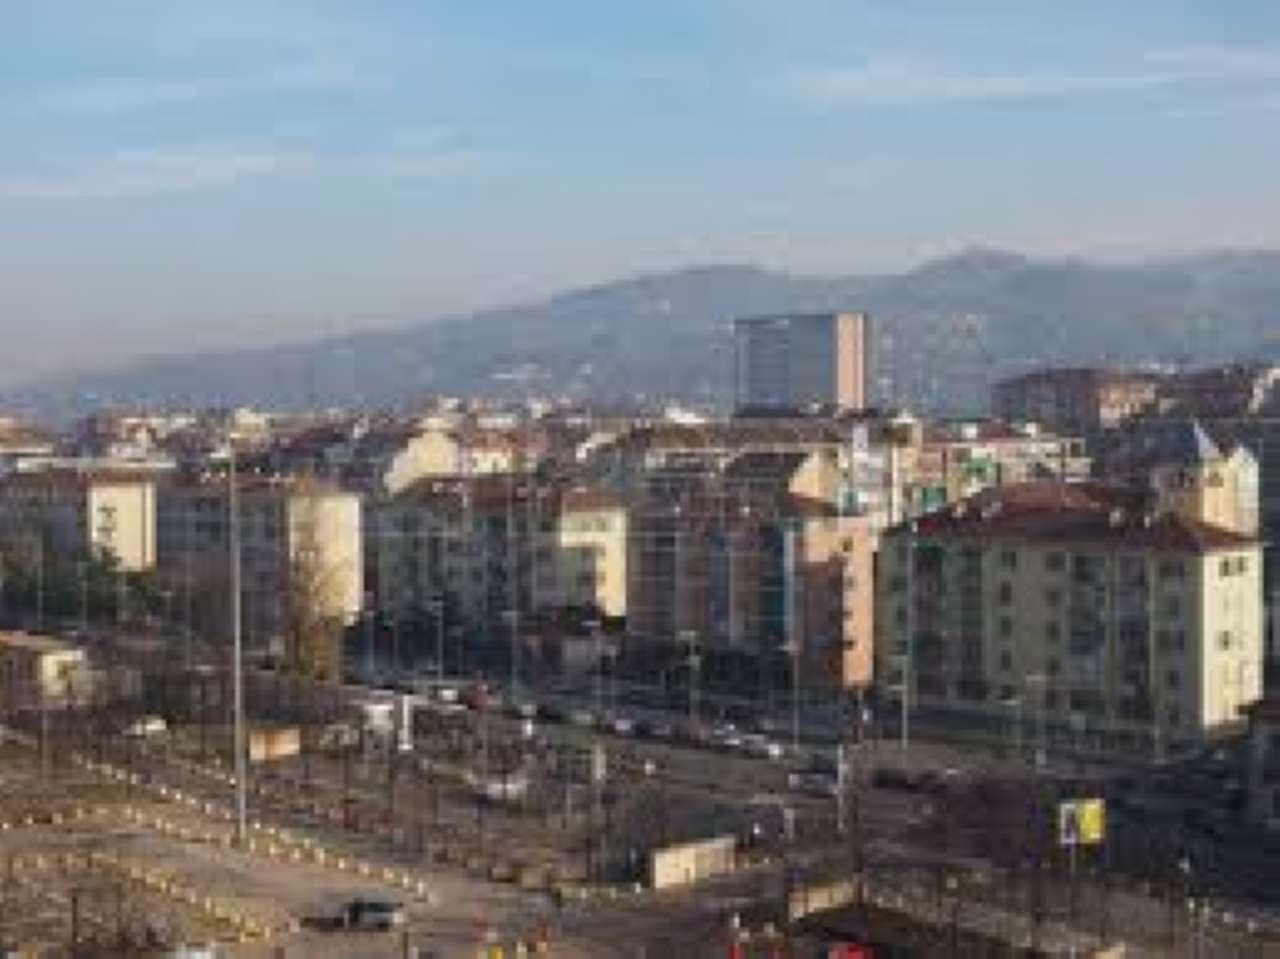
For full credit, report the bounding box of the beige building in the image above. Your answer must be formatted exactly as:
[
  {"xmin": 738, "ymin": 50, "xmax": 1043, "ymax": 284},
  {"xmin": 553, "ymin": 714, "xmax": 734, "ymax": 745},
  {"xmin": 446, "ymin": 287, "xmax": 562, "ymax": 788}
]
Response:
[
  {"xmin": 876, "ymin": 482, "xmax": 1263, "ymax": 756},
  {"xmin": 553, "ymin": 487, "xmax": 629, "ymax": 617},
  {"xmin": 0, "ymin": 468, "xmax": 156, "ymax": 571},
  {"xmin": 366, "ymin": 478, "xmax": 628, "ymax": 640},
  {"xmin": 157, "ymin": 477, "xmax": 362, "ymax": 650},
  {"xmin": 628, "ymin": 449, "xmax": 876, "ymax": 688},
  {"xmin": 0, "ymin": 631, "xmax": 87, "ymax": 705},
  {"xmin": 734, "ymin": 312, "xmax": 871, "ymax": 412}
]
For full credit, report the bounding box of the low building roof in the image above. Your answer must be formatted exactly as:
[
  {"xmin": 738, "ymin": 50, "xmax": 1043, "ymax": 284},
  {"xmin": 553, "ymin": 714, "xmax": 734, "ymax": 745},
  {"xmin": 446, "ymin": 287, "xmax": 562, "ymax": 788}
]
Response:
[
  {"xmin": 0, "ymin": 632, "xmax": 81, "ymax": 656},
  {"xmin": 892, "ymin": 481, "xmax": 1258, "ymax": 553}
]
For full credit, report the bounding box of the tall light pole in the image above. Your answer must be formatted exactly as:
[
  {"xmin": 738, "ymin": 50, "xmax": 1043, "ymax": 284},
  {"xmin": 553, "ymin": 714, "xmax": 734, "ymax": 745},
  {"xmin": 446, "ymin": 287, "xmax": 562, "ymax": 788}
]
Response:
[
  {"xmin": 679, "ymin": 629, "xmax": 700, "ymax": 730},
  {"xmin": 507, "ymin": 480, "xmax": 519, "ymax": 699},
  {"xmin": 790, "ymin": 641, "xmax": 800, "ymax": 755},
  {"xmin": 430, "ymin": 596, "xmax": 445, "ymax": 682},
  {"xmin": 229, "ymin": 443, "xmax": 247, "ymax": 846},
  {"xmin": 78, "ymin": 561, "xmax": 89, "ymax": 635},
  {"xmin": 901, "ymin": 521, "xmax": 917, "ymax": 751}
]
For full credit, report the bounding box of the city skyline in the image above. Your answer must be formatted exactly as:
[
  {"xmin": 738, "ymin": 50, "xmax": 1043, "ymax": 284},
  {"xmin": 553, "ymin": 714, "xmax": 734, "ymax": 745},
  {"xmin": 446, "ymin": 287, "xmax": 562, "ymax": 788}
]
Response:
[{"xmin": 4, "ymin": 2, "xmax": 1280, "ymax": 382}]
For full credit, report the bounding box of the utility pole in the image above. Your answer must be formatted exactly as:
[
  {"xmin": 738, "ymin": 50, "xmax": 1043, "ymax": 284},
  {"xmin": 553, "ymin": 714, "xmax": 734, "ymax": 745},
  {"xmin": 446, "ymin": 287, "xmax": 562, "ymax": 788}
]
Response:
[
  {"xmin": 508, "ymin": 480, "xmax": 519, "ymax": 699},
  {"xmin": 35, "ymin": 535, "xmax": 44, "ymax": 633},
  {"xmin": 790, "ymin": 642, "xmax": 800, "ymax": 755},
  {"xmin": 432, "ymin": 596, "xmax": 445, "ymax": 682},
  {"xmin": 78, "ymin": 561, "xmax": 89, "ymax": 635},
  {"xmin": 229, "ymin": 443, "xmax": 247, "ymax": 846}
]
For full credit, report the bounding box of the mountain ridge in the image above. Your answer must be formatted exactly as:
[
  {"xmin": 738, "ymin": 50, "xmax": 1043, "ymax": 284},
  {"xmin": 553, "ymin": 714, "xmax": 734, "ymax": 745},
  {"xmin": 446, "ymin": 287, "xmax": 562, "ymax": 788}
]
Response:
[{"xmin": 7, "ymin": 247, "xmax": 1280, "ymax": 421}]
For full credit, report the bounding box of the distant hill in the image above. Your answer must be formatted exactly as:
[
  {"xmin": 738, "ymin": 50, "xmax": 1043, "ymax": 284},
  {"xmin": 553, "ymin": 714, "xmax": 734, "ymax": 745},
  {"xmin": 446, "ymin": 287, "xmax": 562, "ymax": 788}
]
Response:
[{"xmin": 7, "ymin": 249, "xmax": 1280, "ymax": 420}]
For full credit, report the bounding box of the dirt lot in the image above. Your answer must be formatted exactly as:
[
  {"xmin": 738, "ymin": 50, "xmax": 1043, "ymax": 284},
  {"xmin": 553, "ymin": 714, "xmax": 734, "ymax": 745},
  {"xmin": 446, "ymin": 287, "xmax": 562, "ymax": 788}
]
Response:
[{"xmin": 0, "ymin": 738, "xmax": 606, "ymax": 958}]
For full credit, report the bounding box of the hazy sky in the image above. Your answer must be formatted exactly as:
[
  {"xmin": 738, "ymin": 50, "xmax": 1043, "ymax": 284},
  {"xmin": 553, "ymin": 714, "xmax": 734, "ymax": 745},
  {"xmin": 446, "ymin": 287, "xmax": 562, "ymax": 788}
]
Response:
[{"xmin": 4, "ymin": 1, "xmax": 1280, "ymax": 385}]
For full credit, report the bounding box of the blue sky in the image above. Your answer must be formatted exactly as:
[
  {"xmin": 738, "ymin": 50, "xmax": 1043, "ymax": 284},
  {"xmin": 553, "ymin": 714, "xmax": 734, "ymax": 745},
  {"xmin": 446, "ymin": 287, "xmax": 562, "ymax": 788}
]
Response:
[{"xmin": 3, "ymin": 1, "xmax": 1280, "ymax": 384}]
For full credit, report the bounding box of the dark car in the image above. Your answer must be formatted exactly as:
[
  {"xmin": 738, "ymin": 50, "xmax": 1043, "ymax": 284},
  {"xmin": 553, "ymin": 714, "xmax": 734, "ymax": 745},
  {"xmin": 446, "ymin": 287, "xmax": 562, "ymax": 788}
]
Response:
[{"xmin": 324, "ymin": 897, "xmax": 405, "ymax": 932}]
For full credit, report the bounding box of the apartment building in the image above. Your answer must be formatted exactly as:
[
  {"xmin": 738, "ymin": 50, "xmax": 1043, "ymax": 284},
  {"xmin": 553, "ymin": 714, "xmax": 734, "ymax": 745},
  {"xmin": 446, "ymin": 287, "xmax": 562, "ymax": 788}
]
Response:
[
  {"xmin": 0, "ymin": 468, "xmax": 157, "ymax": 571},
  {"xmin": 992, "ymin": 369, "xmax": 1161, "ymax": 433},
  {"xmin": 1157, "ymin": 363, "xmax": 1280, "ymax": 419},
  {"xmin": 1095, "ymin": 417, "xmax": 1277, "ymax": 656},
  {"xmin": 156, "ymin": 476, "xmax": 362, "ymax": 651},
  {"xmin": 627, "ymin": 449, "xmax": 875, "ymax": 688},
  {"xmin": 734, "ymin": 312, "xmax": 871, "ymax": 412},
  {"xmin": 876, "ymin": 482, "xmax": 1263, "ymax": 757},
  {"xmin": 906, "ymin": 418, "xmax": 1091, "ymax": 516},
  {"xmin": 0, "ymin": 417, "xmax": 55, "ymax": 468},
  {"xmin": 365, "ymin": 477, "xmax": 628, "ymax": 639}
]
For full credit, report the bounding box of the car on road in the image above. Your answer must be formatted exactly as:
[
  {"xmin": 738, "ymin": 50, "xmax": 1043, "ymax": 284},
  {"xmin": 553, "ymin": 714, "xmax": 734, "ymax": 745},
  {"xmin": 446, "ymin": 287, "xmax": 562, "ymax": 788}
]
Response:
[
  {"xmin": 608, "ymin": 715, "xmax": 636, "ymax": 736},
  {"xmin": 788, "ymin": 770, "xmax": 838, "ymax": 797},
  {"xmin": 740, "ymin": 733, "xmax": 785, "ymax": 760},
  {"xmin": 123, "ymin": 715, "xmax": 168, "ymax": 739},
  {"xmin": 312, "ymin": 897, "xmax": 406, "ymax": 932}
]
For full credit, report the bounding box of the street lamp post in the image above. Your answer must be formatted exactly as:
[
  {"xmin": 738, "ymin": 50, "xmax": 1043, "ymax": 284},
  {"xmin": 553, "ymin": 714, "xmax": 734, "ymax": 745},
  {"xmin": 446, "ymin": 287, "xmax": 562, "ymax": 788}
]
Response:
[
  {"xmin": 679, "ymin": 629, "xmax": 700, "ymax": 731},
  {"xmin": 429, "ymin": 596, "xmax": 445, "ymax": 682},
  {"xmin": 788, "ymin": 641, "xmax": 801, "ymax": 755},
  {"xmin": 228, "ymin": 443, "xmax": 247, "ymax": 846}
]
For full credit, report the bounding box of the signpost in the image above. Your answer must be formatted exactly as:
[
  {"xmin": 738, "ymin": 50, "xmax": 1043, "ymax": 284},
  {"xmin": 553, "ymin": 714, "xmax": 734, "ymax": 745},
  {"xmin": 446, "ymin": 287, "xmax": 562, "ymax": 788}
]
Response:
[{"xmin": 1059, "ymin": 797, "xmax": 1106, "ymax": 935}]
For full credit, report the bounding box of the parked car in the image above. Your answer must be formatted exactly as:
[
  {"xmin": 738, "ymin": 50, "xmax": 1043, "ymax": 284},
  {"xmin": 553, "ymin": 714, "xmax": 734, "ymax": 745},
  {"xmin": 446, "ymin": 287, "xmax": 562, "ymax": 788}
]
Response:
[
  {"xmin": 741, "ymin": 733, "xmax": 785, "ymax": 760},
  {"xmin": 342, "ymin": 897, "xmax": 406, "ymax": 931},
  {"xmin": 123, "ymin": 715, "xmax": 168, "ymax": 739},
  {"xmin": 788, "ymin": 770, "xmax": 838, "ymax": 797}
]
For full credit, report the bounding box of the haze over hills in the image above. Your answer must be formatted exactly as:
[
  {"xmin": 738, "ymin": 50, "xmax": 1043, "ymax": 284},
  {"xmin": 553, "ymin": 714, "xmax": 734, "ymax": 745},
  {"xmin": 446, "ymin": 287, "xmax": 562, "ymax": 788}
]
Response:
[{"xmin": 7, "ymin": 248, "xmax": 1280, "ymax": 421}]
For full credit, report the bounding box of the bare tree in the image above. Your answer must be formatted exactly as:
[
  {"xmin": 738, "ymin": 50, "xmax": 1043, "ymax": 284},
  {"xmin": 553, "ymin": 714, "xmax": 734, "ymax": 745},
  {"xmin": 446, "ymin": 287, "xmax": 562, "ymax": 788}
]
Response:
[{"xmin": 283, "ymin": 480, "xmax": 344, "ymax": 682}]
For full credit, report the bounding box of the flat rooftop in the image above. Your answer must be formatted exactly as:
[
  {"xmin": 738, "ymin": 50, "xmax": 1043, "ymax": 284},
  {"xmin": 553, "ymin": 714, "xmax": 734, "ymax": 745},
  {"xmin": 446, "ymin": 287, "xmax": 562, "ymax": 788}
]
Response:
[{"xmin": 0, "ymin": 632, "xmax": 81, "ymax": 655}]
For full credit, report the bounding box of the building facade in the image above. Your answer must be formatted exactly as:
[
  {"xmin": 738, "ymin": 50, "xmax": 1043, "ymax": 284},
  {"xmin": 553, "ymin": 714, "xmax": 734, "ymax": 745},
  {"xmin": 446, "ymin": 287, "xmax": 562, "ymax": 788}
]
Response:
[
  {"xmin": 0, "ymin": 631, "xmax": 86, "ymax": 705},
  {"xmin": 876, "ymin": 482, "xmax": 1264, "ymax": 757},
  {"xmin": 156, "ymin": 477, "xmax": 362, "ymax": 651},
  {"xmin": 627, "ymin": 449, "xmax": 875, "ymax": 688},
  {"xmin": 365, "ymin": 478, "xmax": 629, "ymax": 642},
  {"xmin": 734, "ymin": 313, "xmax": 870, "ymax": 412},
  {"xmin": 0, "ymin": 468, "xmax": 157, "ymax": 571},
  {"xmin": 992, "ymin": 369, "xmax": 1160, "ymax": 434}
]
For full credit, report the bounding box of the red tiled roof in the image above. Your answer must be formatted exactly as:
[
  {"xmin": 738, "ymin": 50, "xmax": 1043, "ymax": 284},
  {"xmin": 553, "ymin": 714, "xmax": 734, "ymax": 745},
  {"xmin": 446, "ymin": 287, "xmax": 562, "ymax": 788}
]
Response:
[{"xmin": 897, "ymin": 481, "xmax": 1257, "ymax": 553}]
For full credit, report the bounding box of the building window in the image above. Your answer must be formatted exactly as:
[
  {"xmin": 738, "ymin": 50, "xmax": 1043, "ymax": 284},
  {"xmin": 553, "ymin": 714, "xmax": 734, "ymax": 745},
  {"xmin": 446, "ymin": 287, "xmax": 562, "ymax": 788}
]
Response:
[
  {"xmin": 1046, "ymin": 622, "xmax": 1060, "ymax": 643},
  {"xmin": 1167, "ymin": 706, "xmax": 1181, "ymax": 727},
  {"xmin": 998, "ymin": 582, "xmax": 1013, "ymax": 605},
  {"xmin": 999, "ymin": 617, "xmax": 1013, "ymax": 638},
  {"xmin": 1218, "ymin": 631, "xmax": 1232, "ymax": 651},
  {"xmin": 1000, "ymin": 550, "xmax": 1018, "ymax": 571},
  {"xmin": 1237, "ymin": 556, "xmax": 1249, "ymax": 574},
  {"xmin": 1045, "ymin": 552, "xmax": 1065, "ymax": 572},
  {"xmin": 999, "ymin": 651, "xmax": 1013, "ymax": 672},
  {"xmin": 1162, "ymin": 596, "xmax": 1183, "ymax": 620},
  {"xmin": 1047, "ymin": 658, "xmax": 1060, "ymax": 677},
  {"xmin": 1166, "ymin": 669, "xmax": 1181, "ymax": 690},
  {"xmin": 1045, "ymin": 588, "xmax": 1061, "ymax": 608},
  {"xmin": 1220, "ymin": 558, "xmax": 1234, "ymax": 578},
  {"xmin": 1158, "ymin": 560, "xmax": 1186, "ymax": 581}
]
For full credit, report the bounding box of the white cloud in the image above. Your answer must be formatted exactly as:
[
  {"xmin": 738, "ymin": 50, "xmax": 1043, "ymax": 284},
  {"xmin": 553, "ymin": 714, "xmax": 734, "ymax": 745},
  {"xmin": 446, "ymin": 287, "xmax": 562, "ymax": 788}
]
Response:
[
  {"xmin": 0, "ymin": 150, "xmax": 290, "ymax": 200},
  {"xmin": 790, "ymin": 45, "xmax": 1280, "ymax": 105}
]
